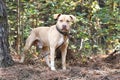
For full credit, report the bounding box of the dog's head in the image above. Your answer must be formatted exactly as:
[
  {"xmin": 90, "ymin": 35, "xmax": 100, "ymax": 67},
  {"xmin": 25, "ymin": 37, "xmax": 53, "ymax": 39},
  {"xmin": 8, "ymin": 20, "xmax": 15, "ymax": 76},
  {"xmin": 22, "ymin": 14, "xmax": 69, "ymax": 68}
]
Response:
[{"xmin": 54, "ymin": 14, "xmax": 76, "ymax": 33}]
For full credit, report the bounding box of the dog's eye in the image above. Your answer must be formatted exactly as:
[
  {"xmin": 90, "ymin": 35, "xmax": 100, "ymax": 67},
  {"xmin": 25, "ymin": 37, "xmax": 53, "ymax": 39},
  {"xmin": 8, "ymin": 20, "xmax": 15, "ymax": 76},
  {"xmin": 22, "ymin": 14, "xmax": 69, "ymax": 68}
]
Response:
[
  {"xmin": 60, "ymin": 20, "xmax": 63, "ymax": 22},
  {"xmin": 66, "ymin": 20, "xmax": 70, "ymax": 23}
]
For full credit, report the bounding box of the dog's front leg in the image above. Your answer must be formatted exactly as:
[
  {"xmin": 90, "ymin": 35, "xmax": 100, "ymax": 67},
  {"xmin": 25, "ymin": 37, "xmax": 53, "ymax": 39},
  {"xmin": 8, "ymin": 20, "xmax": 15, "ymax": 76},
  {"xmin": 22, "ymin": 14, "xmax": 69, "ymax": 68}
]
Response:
[
  {"xmin": 50, "ymin": 47, "xmax": 56, "ymax": 70},
  {"xmin": 61, "ymin": 47, "xmax": 67, "ymax": 70},
  {"xmin": 61, "ymin": 42, "xmax": 68, "ymax": 70}
]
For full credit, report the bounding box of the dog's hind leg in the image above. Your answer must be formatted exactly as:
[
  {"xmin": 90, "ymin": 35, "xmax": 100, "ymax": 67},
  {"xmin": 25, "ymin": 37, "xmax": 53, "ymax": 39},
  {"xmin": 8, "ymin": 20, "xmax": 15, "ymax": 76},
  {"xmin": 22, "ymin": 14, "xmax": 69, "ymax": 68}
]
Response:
[
  {"xmin": 20, "ymin": 33, "xmax": 36, "ymax": 63},
  {"xmin": 41, "ymin": 47, "xmax": 50, "ymax": 67},
  {"xmin": 45, "ymin": 53, "xmax": 50, "ymax": 67}
]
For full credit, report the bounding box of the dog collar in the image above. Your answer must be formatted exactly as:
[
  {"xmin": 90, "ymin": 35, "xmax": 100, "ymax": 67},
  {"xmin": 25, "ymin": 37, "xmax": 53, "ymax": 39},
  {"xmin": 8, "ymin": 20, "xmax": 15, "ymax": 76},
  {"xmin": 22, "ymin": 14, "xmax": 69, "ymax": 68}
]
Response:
[{"xmin": 56, "ymin": 26, "xmax": 69, "ymax": 36}]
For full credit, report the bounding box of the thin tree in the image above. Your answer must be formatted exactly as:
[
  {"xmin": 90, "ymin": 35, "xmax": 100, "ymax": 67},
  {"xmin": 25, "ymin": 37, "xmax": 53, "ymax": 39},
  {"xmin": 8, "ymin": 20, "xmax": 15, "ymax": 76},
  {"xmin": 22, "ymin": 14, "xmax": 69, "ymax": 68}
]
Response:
[{"xmin": 0, "ymin": 0, "xmax": 14, "ymax": 67}]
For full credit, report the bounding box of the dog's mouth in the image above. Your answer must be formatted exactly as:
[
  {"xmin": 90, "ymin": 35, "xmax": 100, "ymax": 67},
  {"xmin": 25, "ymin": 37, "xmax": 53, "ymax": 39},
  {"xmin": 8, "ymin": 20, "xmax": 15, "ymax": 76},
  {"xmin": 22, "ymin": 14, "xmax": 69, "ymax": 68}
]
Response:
[
  {"xmin": 61, "ymin": 27, "xmax": 69, "ymax": 32},
  {"xmin": 56, "ymin": 26, "xmax": 69, "ymax": 36}
]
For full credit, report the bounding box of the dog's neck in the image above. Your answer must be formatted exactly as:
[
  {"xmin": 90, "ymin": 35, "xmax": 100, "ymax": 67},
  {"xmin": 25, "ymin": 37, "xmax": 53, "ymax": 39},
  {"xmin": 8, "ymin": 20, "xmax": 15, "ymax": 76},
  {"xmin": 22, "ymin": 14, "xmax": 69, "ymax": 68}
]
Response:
[{"xmin": 56, "ymin": 25, "xmax": 69, "ymax": 36}]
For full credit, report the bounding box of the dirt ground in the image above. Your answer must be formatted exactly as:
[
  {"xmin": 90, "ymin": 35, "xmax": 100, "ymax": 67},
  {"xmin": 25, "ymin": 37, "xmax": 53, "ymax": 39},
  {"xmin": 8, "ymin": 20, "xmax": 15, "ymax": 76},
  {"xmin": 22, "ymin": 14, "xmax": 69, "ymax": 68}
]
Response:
[{"xmin": 0, "ymin": 52, "xmax": 120, "ymax": 80}]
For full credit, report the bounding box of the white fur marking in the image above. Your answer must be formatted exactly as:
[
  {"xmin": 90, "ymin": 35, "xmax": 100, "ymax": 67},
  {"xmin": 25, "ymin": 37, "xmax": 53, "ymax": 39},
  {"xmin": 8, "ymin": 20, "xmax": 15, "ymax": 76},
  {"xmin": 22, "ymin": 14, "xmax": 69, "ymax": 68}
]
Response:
[
  {"xmin": 51, "ymin": 61, "xmax": 56, "ymax": 70},
  {"xmin": 58, "ymin": 36, "xmax": 64, "ymax": 47}
]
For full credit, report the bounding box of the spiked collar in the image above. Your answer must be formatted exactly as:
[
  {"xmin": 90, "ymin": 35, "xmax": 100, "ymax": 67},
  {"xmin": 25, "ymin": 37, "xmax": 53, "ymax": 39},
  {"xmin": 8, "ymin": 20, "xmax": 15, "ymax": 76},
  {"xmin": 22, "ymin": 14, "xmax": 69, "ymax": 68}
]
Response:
[{"xmin": 56, "ymin": 25, "xmax": 69, "ymax": 36}]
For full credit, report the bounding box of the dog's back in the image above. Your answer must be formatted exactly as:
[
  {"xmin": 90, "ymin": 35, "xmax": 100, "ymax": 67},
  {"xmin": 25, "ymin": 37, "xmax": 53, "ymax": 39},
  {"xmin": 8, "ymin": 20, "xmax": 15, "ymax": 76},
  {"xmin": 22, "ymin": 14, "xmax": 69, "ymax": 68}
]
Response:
[{"xmin": 31, "ymin": 27, "xmax": 50, "ymax": 47}]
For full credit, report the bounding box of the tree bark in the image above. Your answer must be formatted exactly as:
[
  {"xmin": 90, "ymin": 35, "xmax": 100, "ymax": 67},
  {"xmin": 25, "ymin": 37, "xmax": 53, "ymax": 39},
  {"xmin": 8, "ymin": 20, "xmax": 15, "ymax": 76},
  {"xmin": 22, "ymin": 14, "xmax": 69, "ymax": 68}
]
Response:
[{"xmin": 0, "ymin": 0, "xmax": 14, "ymax": 67}]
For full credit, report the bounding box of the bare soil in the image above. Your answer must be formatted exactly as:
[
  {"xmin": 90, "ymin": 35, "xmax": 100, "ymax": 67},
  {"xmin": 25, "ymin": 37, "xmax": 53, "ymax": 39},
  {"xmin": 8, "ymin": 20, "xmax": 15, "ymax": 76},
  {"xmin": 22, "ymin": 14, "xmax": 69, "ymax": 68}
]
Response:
[{"xmin": 0, "ymin": 52, "xmax": 120, "ymax": 80}]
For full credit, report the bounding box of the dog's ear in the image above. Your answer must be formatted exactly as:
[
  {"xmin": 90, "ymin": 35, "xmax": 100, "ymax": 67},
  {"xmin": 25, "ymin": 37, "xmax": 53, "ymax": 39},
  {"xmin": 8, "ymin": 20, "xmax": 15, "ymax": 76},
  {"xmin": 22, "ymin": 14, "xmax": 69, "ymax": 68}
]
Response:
[
  {"xmin": 53, "ymin": 14, "xmax": 61, "ymax": 20},
  {"xmin": 69, "ymin": 15, "xmax": 76, "ymax": 22}
]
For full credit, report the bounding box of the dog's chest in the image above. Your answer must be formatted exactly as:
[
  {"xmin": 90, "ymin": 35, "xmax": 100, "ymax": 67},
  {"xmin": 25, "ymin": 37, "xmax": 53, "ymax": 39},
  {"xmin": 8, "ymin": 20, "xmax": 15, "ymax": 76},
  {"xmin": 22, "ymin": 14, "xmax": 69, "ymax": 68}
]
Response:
[{"xmin": 57, "ymin": 37, "xmax": 64, "ymax": 47}]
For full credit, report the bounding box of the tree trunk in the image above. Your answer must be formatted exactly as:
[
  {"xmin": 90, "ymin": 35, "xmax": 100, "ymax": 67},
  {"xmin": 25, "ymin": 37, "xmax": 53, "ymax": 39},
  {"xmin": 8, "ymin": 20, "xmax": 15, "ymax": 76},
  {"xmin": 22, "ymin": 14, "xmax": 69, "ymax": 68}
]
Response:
[{"xmin": 0, "ymin": 0, "xmax": 14, "ymax": 67}]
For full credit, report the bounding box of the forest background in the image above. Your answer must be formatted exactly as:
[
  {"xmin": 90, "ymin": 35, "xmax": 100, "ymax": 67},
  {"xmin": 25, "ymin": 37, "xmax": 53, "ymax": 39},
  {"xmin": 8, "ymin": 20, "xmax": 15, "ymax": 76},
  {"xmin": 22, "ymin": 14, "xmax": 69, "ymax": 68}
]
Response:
[{"xmin": 5, "ymin": 0, "xmax": 120, "ymax": 57}]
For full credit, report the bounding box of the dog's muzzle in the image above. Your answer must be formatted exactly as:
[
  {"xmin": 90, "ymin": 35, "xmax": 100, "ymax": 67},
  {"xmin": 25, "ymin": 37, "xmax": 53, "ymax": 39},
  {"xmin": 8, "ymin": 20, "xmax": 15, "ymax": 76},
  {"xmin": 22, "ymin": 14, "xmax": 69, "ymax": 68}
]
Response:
[{"xmin": 56, "ymin": 26, "xmax": 69, "ymax": 36}]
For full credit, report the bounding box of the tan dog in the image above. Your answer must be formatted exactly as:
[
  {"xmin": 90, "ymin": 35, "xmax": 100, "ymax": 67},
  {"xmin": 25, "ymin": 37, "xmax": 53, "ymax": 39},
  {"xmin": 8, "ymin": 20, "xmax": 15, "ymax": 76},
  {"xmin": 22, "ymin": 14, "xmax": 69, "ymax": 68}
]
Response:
[{"xmin": 20, "ymin": 14, "xmax": 76, "ymax": 70}]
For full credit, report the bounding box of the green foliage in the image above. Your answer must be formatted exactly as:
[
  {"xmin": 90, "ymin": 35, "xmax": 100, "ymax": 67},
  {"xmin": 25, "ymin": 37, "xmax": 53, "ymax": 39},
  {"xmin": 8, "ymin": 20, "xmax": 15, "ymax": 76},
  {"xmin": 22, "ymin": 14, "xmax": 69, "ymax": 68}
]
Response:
[{"xmin": 6, "ymin": 0, "xmax": 120, "ymax": 55}]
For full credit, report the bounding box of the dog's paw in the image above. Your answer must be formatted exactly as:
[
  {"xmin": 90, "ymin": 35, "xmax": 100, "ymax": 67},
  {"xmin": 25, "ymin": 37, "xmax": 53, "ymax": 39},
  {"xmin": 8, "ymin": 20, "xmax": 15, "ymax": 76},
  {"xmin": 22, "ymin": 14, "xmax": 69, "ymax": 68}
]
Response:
[
  {"xmin": 19, "ymin": 61, "xmax": 24, "ymax": 63},
  {"xmin": 62, "ymin": 67, "xmax": 66, "ymax": 70},
  {"xmin": 51, "ymin": 67, "xmax": 56, "ymax": 71},
  {"xmin": 19, "ymin": 58, "xmax": 24, "ymax": 63},
  {"xmin": 19, "ymin": 60, "xmax": 24, "ymax": 63}
]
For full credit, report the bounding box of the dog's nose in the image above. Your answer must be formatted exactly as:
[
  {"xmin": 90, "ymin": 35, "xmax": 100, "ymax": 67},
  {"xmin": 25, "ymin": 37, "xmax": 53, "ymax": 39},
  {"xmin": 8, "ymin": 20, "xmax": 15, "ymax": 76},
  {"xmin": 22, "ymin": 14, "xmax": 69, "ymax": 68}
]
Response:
[{"xmin": 62, "ymin": 25, "xmax": 67, "ymax": 29}]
